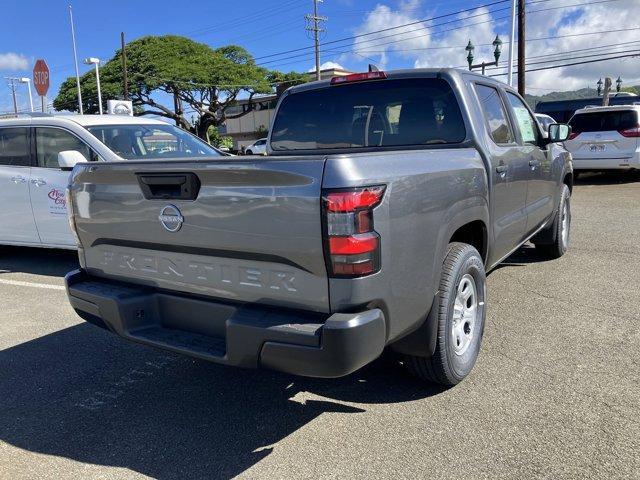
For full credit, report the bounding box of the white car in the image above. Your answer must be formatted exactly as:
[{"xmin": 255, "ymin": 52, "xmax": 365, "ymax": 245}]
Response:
[
  {"xmin": 244, "ymin": 138, "xmax": 267, "ymax": 155},
  {"xmin": 564, "ymin": 105, "xmax": 640, "ymax": 172},
  {"xmin": 0, "ymin": 114, "xmax": 222, "ymax": 249}
]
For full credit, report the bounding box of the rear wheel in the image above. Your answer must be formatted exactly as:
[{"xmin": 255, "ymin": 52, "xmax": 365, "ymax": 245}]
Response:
[
  {"xmin": 535, "ymin": 184, "xmax": 571, "ymax": 258},
  {"xmin": 404, "ymin": 242, "xmax": 486, "ymax": 386}
]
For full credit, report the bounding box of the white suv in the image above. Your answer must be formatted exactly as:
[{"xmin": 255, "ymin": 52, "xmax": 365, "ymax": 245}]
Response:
[
  {"xmin": 564, "ymin": 105, "xmax": 640, "ymax": 172},
  {"xmin": 0, "ymin": 114, "xmax": 222, "ymax": 249}
]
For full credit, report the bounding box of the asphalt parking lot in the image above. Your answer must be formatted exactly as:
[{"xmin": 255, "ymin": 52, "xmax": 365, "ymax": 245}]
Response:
[{"xmin": 0, "ymin": 172, "xmax": 639, "ymax": 480}]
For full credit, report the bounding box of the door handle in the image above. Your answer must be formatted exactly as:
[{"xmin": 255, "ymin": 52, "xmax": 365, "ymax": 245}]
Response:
[
  {"xmin": 31, "ymin": 178, "xmax": 47, "ymax": 187},
  {"xmin": 529, "ymin": 159, "xmax": 541, "ymax": 169},
  {"xmin": 10, "ymin": 175, "xmax": 26, "ymax": 184},
  {"xmin": 496, "ymin": 165, "xmax": 507, "ymax": 178}
]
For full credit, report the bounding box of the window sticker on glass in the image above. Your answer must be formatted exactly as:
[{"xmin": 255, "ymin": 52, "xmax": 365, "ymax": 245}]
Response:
[{"xmin": 513, "ymin": 107, "xmax": 536, "ymax": 143}]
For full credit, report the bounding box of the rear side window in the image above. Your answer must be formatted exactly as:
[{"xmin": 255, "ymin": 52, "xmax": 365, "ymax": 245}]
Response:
[
  {"xmin": 0, "ymin": 127, "xmax": 30, "ymax": 167},
  {"xmin": 474, "ymin": 84, "xmax": 514, "ymax": 145},
  {"xmin": 35, "ymin": 127, "xmax": 96, "ymax": 168},
  {"xmin": 270, "ymin": 78, "xmax": 466, "ymax": 151},
  {"xmin": 569, "ymin": 110, "xmax": 638, "ymax": 133}
]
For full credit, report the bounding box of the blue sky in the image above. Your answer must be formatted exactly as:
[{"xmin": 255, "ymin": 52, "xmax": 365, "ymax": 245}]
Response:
[{"xmin": 2, "ymin": 0, "xmax": 639, "ymax": 113}]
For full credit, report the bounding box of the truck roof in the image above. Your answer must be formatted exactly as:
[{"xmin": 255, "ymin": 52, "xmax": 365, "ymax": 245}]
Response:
[{"xmin": 286, "ymin": 67, "xmax": 507, "ymax": 94}]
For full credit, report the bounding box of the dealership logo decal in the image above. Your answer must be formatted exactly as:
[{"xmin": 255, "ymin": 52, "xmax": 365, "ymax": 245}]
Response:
[
  {"xmin": 48, "ymin": 188, "xmax": 66, "ymax": 207},
  {"xmin": 158, "ymin": 205, "xmax": 184, "ymax": 232}
]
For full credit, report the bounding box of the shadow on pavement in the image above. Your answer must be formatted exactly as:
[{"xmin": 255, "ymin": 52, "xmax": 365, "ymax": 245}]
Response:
[
  {"xmin": 0, "ymin": 246, "xmax": 79, "ymax": 278},
  {"xmin": 0, "ymin": 323, "xmax": 442, "ymax": 479},
  {"xmin": 575, "ymin": 170, "xmax": 640, "ymax": 185}
]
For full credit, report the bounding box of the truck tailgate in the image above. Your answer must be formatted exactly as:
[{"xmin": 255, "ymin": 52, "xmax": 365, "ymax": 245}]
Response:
[{"xmin": 69, "ymin": 158, "xmax": 330, "ymax": 312}]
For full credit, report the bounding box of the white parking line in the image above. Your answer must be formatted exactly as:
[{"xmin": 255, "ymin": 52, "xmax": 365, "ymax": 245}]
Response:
[{"xmin": 0, "ymin": 278, "xmax": 65, "ymax": 291}]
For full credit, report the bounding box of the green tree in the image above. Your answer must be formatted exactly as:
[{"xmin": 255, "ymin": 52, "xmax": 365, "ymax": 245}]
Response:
[{"xmin": 54, "ymin": 36, "xmax": 291, "ymax": 139}]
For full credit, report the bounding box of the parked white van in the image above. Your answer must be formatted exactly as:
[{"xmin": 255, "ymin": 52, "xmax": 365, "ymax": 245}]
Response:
[
  {"xmin": 0, "ymin": 114, "xmax": 222, "ymax": 249},
  {"xmin": 564, "ymin": 105, "xmax": 640, "ymax": 172}
]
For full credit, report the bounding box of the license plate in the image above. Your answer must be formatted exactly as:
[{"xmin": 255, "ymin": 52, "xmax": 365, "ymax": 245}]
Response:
[{"xmin": 589, "ymin": 144, "xmax": 606, "ymax": 152}]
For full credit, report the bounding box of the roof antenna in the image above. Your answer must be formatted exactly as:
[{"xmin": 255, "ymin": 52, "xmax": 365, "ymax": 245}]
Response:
[{"xmin": 368, "ymin": 64, "xmax": 379, "ymax": 72}]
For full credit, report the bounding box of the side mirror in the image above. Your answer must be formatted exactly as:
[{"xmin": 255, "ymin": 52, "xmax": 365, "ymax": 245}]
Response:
[
  {"xmin": 58, "ymin": 150, "xmax": 87, "ymax": 170},
  {"xmin": 548, "ymin": 123, "xmax": 571, "ymax": 143}
]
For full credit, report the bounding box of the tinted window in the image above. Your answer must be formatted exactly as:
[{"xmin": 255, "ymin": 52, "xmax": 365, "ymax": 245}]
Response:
[
  {"xmin": 0, "ymin": 127, "xmax": 30, "ymax": 166},
  {"xmin": 475, "ymin": 84, "xmax": 514, "ymax": 144},
  {"xmin": 569, "ymin": 110, "xmax": 637, "ymax": 133},
  {"xmin": 506, "ymin": 92, "xmax": 540, "ymax": 144},
  {"xmin": 271, "ymin": 78, "xmax": 466, "ymax": 151},
  {"xmin": 36, "ymin": 128, "xmax": 96, "ymax": 168},
  {"xmin": 87, "ymin": 124, "xmax": 220, "ymax": 160}
]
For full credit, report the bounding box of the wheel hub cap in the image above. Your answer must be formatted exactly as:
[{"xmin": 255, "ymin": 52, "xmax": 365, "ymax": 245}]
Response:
[
  {"xmin": 561, "ymin": 198, "xmax": 570, "ymax": 248},
  {"xmin": 452, "ymin": 274, "xmax": 478, "ymax": 356}
]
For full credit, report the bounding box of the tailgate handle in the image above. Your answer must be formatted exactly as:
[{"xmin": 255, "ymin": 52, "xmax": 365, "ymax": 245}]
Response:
[{"xmin": 137, "ymin": 173, "xmax": 201, "ymax": 200}]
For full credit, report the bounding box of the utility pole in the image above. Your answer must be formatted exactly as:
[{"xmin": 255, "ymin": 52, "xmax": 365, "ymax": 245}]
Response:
[
  {"xmin": 121, "ymin": 32, "xmax": 129, "ymax": 100},
  {"xmin": 306, "ymin": 0, "xmax": 327, "ymax": 81},
  {"xmin": 517, "ymin": 0, "xmax": 525, "ymax": 96},
  {"xmin": 5, "ymin": 78, "xmax": 18, "ymax": 114},
  {"xmin": 69, "ymin": 5, "xmax": 83, "ymax": 114},
  {"xmin": 507, "ymin": 0, "xmax": 516, "ymax": 86}
]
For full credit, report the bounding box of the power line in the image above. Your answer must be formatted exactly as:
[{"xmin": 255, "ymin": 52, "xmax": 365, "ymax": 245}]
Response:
[
  {"xmin": 258, "ymin": 5, "xmax": 513, "ymax": 67},
  {"xmin": 254, "ymin": 0, "xmax": 511, "ymax": 61},
  {"xmin": 258, "ymin": 0, "xmax": 633, "ymax": 70},
  {"xmin": 491, "ymin": 52, "xmax": 640, "ymax": 76}
]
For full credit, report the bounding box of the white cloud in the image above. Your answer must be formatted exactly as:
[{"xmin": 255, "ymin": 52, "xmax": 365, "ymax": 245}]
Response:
[
  {"xmin": 352, "ymin": 0, "xmax": 431, "ymax": 68},
  {"xmin": 0, "ymin": 52, "xmax": 28, "ymax": 71},
  {"xmin": 308, "ymin": 61, "xmax": 347, "ymax": 72},
  {"xmin": 351, "ymin": 0, "xmax": 640, "ymax": 92}
]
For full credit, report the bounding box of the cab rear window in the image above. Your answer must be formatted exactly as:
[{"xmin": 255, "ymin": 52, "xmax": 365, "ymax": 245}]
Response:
[
  {"xmin": 569, "ymin": 110, "xmax": 638, "ymax": 133},
  {"xmin": 270, "ymin": 78, "xmax": 466, "ymax": 151}
]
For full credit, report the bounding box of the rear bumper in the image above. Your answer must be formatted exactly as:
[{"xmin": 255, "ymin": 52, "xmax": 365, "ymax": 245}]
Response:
[
  {"xmin": 65, "ymin": 269, "xmax": 386, "ymax": 378},
  {"xmin": 572, "ymin": 155, "xmax": 640, "ymax": 170}
]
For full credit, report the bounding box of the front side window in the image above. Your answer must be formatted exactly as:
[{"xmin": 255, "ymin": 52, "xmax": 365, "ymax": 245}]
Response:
[
  {"xmin": 87, "ymin": 124, "xmax": 221, "ymax": 160},
  {"xmin": 506, "ymin": 92, "xmax": 540, "ymax": 145},
  {"xmin": 475, "ymin": 84, "xmax": 514, "ymax": 145},
  {"xmin": 271, "ymin": 78, "xmax": 466, "ymax": 151},
  {"xmin": 0, "ymin": 127, "xmax": 30, "ymax": 167},
  {"xmin": 35, "ymin": 128, "xmax": 96, "ymax": 168}
]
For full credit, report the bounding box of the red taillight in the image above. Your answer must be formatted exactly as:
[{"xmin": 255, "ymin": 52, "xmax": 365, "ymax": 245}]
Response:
[
  {"xmin": 567, "ymin": 132, "xmax": 579, "ymax": 140},
  {"xmin": 329, "ymin": 233, "xmax": 379, "ymax": 255},
  {"xmin": 323, "ymin": 186, "xmax": 386, "ymax": 277},
  {"xmin": 619, "ymin": 125, "xmax": 640, "ymax": 137},
  {"xmin": 330, "ymin": 71, "xmax": 387, "ymax": 85},
  {"xmin": 325, "ymin": 186, "xmax": 385, "ymax": 212}
]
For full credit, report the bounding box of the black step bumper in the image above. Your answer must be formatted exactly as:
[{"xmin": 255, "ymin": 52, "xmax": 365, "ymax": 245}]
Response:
[{"xmin": 65, "ymin": 269, "xmax": 386, "ymax": 378}]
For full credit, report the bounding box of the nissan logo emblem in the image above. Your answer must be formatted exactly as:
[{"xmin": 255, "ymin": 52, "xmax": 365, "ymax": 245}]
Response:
[{"xmin": 158, "ymin": 205, "xmax": 184, "ymax": 232}]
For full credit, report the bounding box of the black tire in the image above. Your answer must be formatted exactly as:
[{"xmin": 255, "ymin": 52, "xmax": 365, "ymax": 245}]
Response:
[
  {"xmin": 535, "ymin": 184, "xmax": 571, "ymax": 259},
  {"xmin": 246, "ymin": 149, "xmax": 253, "ymax": 155},
  {"xmin": 404, "ymin": 242, "xmax": 486, "ymax": 386}
]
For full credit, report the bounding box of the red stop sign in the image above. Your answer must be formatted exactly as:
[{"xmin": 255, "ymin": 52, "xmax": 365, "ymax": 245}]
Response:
[{"xmin": 33, "ymin": 59, "xmax": 50, "ymax": 96}]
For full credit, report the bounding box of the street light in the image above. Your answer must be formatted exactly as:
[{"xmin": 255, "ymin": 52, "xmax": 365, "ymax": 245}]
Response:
[
  {"xmin": 597, "ymin": 78, "xmax": 603, "ymax": 96},
  {"xmin": 616, "ymin": 76, "xmax": 622, "ymax": 92},
  {"xmin": 18, "ymin": 77, "xmax": 34, "ymax": 112},
  {"xmin": 492, "ymin": 35, "xmax": 503, "ymax": 63},
  {"xmin": 466, "ymin": 40, "xmax": 475, "ymax": 70},
  {"xmin": 84, "ymin": 57, "xmax": 103, "ymax": 114},
  {"xmin": 466, "ymin": 36, "xmax": 502, "ymax": 75}
]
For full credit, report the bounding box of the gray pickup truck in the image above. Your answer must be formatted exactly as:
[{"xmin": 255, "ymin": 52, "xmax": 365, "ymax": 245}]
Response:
[{"xmin": 64, "ymin": 68, "xmax": 573, "ymax": 386}]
